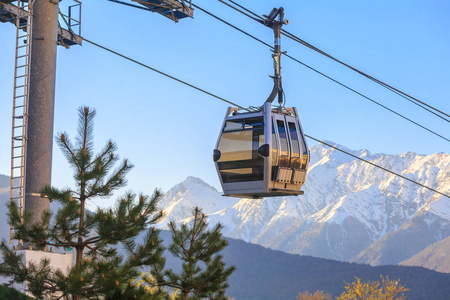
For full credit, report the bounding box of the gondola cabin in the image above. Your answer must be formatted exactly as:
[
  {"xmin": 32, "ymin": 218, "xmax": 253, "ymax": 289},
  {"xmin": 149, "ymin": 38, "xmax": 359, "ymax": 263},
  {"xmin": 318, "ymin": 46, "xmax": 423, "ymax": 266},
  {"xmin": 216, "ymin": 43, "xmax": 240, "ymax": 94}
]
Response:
[{"xmin": 214, "ymin": 102, "xmax": 309, "ymax": 198}]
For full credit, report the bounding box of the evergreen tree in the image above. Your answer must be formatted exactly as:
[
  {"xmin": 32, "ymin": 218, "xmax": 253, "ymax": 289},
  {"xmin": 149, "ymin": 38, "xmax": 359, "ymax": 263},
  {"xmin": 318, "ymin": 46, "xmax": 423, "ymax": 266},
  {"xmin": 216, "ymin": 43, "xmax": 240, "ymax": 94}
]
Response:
[
  {"xmin": 0, "ymin": 107, "xmax": 167, "ymax": 299},
  {"xmin": 152, "ymin": 207, "xmax": 236, "ymax": 300}
]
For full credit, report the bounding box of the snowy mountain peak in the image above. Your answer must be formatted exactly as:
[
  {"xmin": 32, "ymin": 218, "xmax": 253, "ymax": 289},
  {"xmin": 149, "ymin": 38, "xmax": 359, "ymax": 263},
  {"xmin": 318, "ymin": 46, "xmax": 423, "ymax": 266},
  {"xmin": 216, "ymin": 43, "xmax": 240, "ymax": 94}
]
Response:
[
  {"xmin": 310, "ymin": 141, "xmax": 380, "ymax": 169},
  {"xmin": 183, "ymin": 176, "xmax": 218, "ymax": 192},
  {"xmin": 156, "ymin": 143, "xmax": 450, "ymax": 267},
  {"xmin": 157, "ymin": 176, "xmax": 237, "ymax": 227},
  {"xmin": 162, "ymin": 176, "xmax": 217, "ymax": 198}
]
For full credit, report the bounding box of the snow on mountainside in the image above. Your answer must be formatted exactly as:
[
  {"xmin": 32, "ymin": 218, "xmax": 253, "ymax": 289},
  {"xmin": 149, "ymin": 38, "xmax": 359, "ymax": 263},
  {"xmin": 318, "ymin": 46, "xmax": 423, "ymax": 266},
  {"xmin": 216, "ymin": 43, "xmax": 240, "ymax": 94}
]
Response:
[
  {"xmin": 157, "ymin": 176, "xmax": 239, "ymax": 227},
  {"xmin": 156, "ymin": 142, "xmax": 450, "ymax": 268}
]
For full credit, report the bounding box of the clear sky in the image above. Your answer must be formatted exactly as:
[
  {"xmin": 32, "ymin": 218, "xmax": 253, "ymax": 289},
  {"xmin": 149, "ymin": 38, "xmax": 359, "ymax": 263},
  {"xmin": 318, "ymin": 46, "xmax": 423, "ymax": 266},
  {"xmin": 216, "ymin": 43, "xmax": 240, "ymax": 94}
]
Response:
[{"xmin": 0, "ymin": 0, "xmax": 449, "ymax": 207}]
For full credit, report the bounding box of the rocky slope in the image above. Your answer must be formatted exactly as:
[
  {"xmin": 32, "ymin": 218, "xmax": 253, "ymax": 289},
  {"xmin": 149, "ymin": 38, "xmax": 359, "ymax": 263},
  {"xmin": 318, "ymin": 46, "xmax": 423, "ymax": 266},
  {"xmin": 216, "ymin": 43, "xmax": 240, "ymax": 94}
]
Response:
[{"xmin": 399, "ymin": 236, "xmax": 450, "ymax": 273}]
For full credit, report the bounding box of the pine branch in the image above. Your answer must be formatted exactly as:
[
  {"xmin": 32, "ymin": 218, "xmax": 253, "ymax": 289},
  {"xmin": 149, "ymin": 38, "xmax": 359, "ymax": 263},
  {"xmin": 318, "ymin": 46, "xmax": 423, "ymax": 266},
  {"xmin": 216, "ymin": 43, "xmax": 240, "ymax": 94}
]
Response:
[
  {"xmin": 86, "ymin": 140, "xmax": 116, "ymax": 169},
  {"xmin": 57, "ymin": 132, "xmax": 81, "ymax": 172},
  {"xmin": 82, "ymin": 236, "xmax": 101, "ymax": 246}
]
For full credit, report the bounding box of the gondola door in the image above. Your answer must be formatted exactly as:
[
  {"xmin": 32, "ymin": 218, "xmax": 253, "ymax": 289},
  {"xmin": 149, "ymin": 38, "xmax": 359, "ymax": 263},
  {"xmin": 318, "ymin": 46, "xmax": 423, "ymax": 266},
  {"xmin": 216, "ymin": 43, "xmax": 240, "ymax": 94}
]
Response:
[
  {"xmin": 285, "ymin": 115, "xmax": 303, "ymax": 190},
  {"xmin": 272, "ymin": 114, "xmax": 292, "ymax": 190}
]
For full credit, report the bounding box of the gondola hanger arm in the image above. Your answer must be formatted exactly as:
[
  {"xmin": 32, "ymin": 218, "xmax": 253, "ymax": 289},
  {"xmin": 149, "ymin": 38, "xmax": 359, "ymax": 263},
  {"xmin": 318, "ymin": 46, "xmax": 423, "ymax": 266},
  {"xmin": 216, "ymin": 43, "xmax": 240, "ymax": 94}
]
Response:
[{"xmin": 262, "ymin": 7, "xmax": 288, "ymax": 105}]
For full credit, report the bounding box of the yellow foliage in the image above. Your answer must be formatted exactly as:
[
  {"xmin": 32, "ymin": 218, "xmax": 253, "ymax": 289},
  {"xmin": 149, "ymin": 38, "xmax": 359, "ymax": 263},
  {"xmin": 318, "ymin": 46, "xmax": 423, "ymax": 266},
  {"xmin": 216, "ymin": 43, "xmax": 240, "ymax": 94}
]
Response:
[
  {"xmin": 136, "ymin": 272, "xmax": 179, "ymax": 299},
  {"xmin": 380, "ymin": 276, "xmax": 409, "ymax": 300},
  {"xmin": 336, "ymin": 275, "xmax": 409, "ymax": 300},
  {"xmin": 297, "ymin": 290, "xmax": 333, "ymax": 300}
]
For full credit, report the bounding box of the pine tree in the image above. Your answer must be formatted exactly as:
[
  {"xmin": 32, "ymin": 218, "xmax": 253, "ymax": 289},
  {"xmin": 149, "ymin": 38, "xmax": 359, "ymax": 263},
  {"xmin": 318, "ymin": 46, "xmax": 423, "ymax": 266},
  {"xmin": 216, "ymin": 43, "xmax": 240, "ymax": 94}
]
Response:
[
  {"xmin": 0, "ymin": 107, "xmax": 167, "ymax": 299},
  {"xmin": 152, "ymin": 207, "xmax": 236, "ymax": 300}
]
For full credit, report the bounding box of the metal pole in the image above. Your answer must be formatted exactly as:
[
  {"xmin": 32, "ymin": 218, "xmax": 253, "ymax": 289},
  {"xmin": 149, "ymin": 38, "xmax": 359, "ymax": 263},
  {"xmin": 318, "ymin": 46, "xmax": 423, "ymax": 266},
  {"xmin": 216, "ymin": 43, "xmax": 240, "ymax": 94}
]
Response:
[{"xmin": 25, "ymin": 0, "xmax": 59, "ymax": 227}]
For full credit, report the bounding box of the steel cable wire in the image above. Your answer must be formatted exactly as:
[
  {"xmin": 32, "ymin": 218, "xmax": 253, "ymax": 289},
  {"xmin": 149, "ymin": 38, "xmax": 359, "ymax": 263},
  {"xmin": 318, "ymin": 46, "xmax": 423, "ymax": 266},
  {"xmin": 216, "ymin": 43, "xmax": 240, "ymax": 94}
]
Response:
[
  {"xmin": 219, "ymin": 0, "xmax": 450, "ymax": 122},
  {"xmin": 83, "ymin": 38, "xmax": 247, "ymax": 111},
  {"xmin": 194, "ymin": 3, "xmax": 450, "ymax": 143},
  {"xmin": 81, "ymin": 37, "xmax": 450, "ymax": 199}
]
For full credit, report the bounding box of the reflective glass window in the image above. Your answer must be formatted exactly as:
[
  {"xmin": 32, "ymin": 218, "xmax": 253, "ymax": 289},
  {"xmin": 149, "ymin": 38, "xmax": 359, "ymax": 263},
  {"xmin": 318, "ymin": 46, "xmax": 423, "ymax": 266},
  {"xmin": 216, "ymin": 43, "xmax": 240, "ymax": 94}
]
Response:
[
  {"xmin": 223, "ymin": 117, "xmax": 264, "ymax": 132},
  {"xmin": 271, "ymin": 121, "xmax": 278, "ymax": 167},
  {"xmin": 288, "ymin": 122, "xmax": 300, "ymax": 158},
  {"xmin": 297, "ymin": 121, "xmax": 309, "ymax": 170},
  {"xmin": 277, "ymin": 120, "xmax": 288, "ymax": 156},
  {"xmin": 217, "ymin": 117, "xmax": 264, "ymax": 183},
  {"xmin": 288, "ymin": 122, "xmax": 301, "ymax": 169}
]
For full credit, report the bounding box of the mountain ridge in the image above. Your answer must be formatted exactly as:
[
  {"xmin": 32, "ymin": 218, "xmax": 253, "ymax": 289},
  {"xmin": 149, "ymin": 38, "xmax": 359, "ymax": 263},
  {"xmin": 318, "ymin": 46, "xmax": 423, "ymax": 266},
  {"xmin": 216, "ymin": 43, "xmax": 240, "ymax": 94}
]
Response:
[
  {"xmin": 155, "ymin": 142, "xmax": 450, "ymax": 270},
  {"xmin": 1, "ymin": 141, "xmax": 448, "ymax": 272}
]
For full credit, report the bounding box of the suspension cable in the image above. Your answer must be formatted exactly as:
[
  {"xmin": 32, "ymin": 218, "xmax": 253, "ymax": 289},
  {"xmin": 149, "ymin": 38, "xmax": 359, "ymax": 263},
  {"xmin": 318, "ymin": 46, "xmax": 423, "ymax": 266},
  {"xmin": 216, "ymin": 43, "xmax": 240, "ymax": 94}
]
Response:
[
  {"xmin": 192, "ymin": 3, "xmax": 450, "ymax": 144},
  {"xmin": 306, "ymin": 137, "xmax": 449, "ymax": 199},
  {"xmin": 83, "ymin": 38, "xmax": 247, "ymax": 111},
  {"xmin": 81, "ymin": 37, "xmax": 450, "ymax": 199},
  {"xmin": 218, "ymin": 0, "xmax": 450, "ymax": 123}
]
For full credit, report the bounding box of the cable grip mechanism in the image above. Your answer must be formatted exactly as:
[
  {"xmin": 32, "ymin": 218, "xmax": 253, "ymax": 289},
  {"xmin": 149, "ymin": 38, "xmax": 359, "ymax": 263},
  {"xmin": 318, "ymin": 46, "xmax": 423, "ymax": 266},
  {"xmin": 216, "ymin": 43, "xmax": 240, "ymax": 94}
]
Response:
[{"xmin": 262, "ymin": 7, "xmax": 288, "ymax": 105}]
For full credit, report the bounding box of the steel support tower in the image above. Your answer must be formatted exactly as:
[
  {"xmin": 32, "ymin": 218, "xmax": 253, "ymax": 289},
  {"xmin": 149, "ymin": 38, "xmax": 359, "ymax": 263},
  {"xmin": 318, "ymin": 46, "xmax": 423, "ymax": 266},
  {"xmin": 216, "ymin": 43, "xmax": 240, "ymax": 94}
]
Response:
[
  {"xmin": 1, "ymin": 0, "xmax": 82, "ymax": 245},
  {"xmin": 24, "ymin": 0, "xmax": 60, "ymax": 236}
]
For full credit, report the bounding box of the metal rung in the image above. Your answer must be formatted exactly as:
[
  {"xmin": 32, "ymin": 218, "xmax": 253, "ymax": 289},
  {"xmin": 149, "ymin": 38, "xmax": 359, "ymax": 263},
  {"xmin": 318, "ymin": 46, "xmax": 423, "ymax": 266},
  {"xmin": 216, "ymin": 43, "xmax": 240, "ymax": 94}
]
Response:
[
  {"xmin": 11, "ymin": 176, "xmax": 23, "ymax": 180},
  {"xmin": 16, "ymin": 65, "xmax": 27, "ymax": 68},
  {"xmin": 12, "ymin": 166, "xmax": 23, "ymax": 169},
  {"xmin": 13, "ymin": 125, "xmax": 24, "ymax": 129},
  {"xmin": 13, "ymin": 137, "xmax": 23, "ymax": 141},
  {"xmin": 15, "ymin": 75, "xmax": 26, "ymax": 79},
  {"xmin": 15, "ymin": 85, "xmax": 26, "ymax": 89},
  {"xmin": 13, "ymin": 145, "xmax": 24, "ymax": 149},
  {"xmin": 16, "ymin": 54, "xmax": 27, "ymax": 59},
  {"xmin": 17, "ymin": 45, "xmax": 27, "ymax": 49},
  {"xmin": 12, "ymin": 155, "xmax": 24, "ymax": 159}
]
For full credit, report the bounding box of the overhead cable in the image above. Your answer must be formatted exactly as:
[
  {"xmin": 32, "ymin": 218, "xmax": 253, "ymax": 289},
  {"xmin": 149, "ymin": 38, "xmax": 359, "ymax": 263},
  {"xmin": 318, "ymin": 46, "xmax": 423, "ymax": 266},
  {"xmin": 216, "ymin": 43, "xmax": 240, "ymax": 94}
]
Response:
[
  {"xmin": 193, "ymin": 3, "xmax": 450, "ymax": 144},
  {"xmin": 219, "ymin": 0, "xmax": 450, "ymax": 123},
  {"xmin": 83, "ymin": 38, "xmax": 247, "ymax": 111},
  {"xmin": 81, "ymin": 37, "xmax": 449, "ymax": 199},
  {"xmin": 281, "ymin": 30, "xmax": 450, "ymax": 124},
  {"xmin": 306, "ymin": 137, "xmax": 449, "ymax": 199}
]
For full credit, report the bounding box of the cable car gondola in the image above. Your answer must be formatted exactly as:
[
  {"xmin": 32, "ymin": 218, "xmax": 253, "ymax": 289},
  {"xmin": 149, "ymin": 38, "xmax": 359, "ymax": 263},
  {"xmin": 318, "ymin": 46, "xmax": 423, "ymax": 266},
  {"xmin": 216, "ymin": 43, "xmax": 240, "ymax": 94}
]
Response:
[{"xmin": 213, "ymin": 7, "xmax": 310, "ymax": 198}]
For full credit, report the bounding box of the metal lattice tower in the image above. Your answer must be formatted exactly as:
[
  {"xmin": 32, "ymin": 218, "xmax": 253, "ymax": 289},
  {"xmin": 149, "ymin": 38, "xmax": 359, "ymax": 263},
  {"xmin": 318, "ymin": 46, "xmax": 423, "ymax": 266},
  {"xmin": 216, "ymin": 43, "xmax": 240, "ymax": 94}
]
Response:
[{"xmin": 10, "ymin": 0, "xmax": 34, "ymax": 244}]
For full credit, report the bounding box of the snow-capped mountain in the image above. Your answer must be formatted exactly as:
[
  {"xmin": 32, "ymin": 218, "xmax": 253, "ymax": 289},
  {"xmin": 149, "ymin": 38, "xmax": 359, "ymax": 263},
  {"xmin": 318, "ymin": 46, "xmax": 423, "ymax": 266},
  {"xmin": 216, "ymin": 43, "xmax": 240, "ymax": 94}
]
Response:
[
  {"xmin": 157, "ymin": 176, "xmax": 239, "ymax": 227},
  {"xmin": 2, "ymin": 141, "xmax": 447, "ymax": 268},
  {"xmin": 156, "ymin": 142, "xmax": 450, "ymax": 267}
]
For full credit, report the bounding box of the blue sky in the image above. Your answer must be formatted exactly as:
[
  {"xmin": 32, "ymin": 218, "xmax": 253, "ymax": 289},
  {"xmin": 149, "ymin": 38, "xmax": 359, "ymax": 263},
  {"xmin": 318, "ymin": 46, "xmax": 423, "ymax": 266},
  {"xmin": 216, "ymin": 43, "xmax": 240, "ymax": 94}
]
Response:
[{"xmin": 0, "ymin": 0, "xmax": 449, "ymax": 206}]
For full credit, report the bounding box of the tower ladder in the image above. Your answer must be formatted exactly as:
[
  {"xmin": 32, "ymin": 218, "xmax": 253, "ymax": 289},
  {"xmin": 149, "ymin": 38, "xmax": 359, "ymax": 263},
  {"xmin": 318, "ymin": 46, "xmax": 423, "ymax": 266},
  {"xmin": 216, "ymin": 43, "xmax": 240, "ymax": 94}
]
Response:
[{"xmin": 10, "ymin": 0, "xmax": 33, "ymax": 245}]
